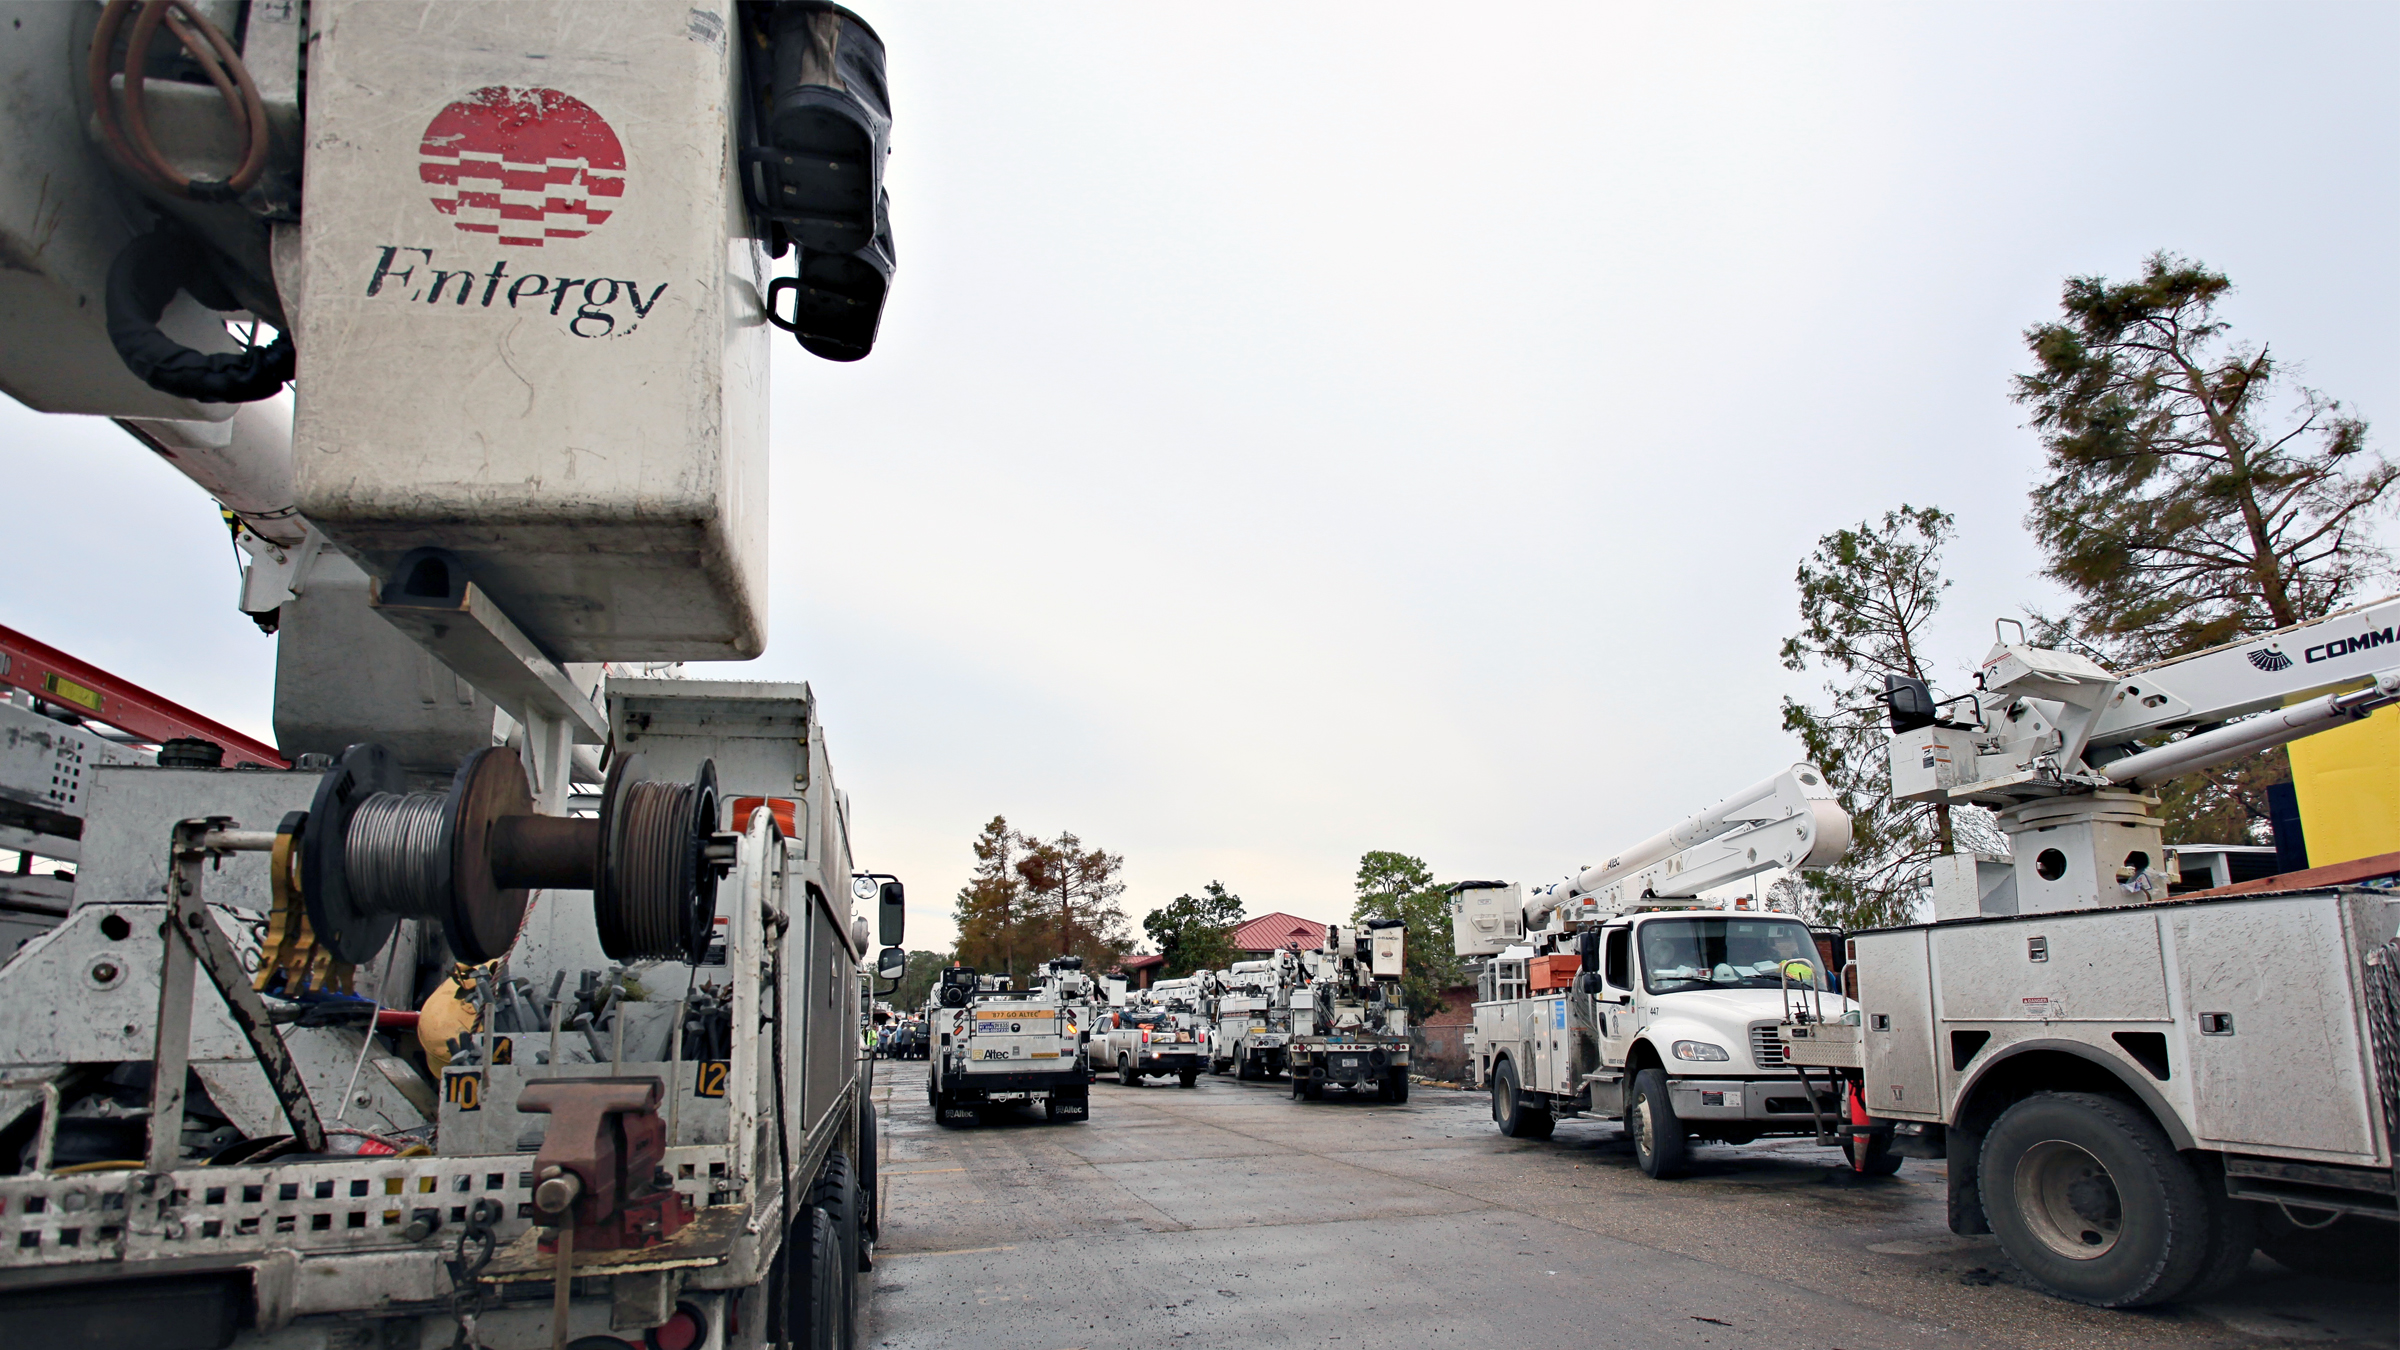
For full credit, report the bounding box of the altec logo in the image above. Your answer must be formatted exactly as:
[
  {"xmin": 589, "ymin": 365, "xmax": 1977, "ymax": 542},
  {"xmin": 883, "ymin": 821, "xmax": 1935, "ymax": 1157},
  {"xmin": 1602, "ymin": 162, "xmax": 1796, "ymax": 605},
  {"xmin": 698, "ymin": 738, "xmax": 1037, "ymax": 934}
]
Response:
[{"xmin": 419, "ymin": 87, "xmax": 624, "ymax": 246}]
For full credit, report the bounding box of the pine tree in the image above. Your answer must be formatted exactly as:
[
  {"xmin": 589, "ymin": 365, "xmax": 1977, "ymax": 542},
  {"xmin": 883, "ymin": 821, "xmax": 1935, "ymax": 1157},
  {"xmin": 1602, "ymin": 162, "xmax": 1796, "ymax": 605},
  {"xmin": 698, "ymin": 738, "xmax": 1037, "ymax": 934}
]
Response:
[
  {"xmin": 2015, "ymin": 252, "xmax": 2391, "ymax": 662},
  {"xmin": 2014, "ymin": 254, "xmax": 2394, "ymax": 840},
  {"xmin": 951, "ymin": 816, "xmax": 1028, "ymax": 981},
  {"xmin": 1015, "ymin": 830, "xmax": 1133, "ymax": 971},
  {"xmin": 1778, "ymin": 506, "xmax": 1971, "ymax": 929}
]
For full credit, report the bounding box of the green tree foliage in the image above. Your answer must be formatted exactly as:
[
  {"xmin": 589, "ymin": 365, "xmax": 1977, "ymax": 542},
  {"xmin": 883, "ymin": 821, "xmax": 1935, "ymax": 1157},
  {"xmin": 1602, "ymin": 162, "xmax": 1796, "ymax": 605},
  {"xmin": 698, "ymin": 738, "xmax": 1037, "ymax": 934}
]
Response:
[
  {"xmin": 1777, "ymin": 506, "xmax": 1962, "ymax": 930},
  {"xmin": 2015, "ymin": 252, "xmax": 2391, "ymax": 662},
  {"xmin": 890, "ymin": 950, "xmax": 948, "ymax": 1013},
  {"xmin": 953, "ymin": 818, "xmax": 1134, "ymax": 978},
  {"xmin": 1016, "ymin": 829, "xmax": 1134, "ymax": 971},
  {"xmin": 1142, "ymin": 880, "xmax": 1244, "ymax": 978},
  {"xmin": 952, "ymin": 816, "xmax": 1032, "ymax": 981},
  {"xmin": 1351, "ymin": 851, "xmax": 1462, "ymax": 1019},
  {"xmin": 2014, "ymin": 254, "xmax": 2393, "ymax": 841}
]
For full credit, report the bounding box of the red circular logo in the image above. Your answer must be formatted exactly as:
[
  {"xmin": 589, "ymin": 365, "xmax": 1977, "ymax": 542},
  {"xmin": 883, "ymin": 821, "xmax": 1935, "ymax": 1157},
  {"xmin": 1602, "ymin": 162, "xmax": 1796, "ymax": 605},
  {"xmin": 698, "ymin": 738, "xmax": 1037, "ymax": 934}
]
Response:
[{"xmin": 418, "ymin": 87, "xmax": 625, "ymax": 248}]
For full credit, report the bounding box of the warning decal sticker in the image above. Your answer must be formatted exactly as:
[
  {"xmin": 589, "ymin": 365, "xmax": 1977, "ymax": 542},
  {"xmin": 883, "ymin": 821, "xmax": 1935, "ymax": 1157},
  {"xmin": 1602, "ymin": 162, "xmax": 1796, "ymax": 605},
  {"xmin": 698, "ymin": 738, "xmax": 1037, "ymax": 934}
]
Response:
[{"xmin": 419, "ymin": 87, "xmax": 625, "ymax": 247}]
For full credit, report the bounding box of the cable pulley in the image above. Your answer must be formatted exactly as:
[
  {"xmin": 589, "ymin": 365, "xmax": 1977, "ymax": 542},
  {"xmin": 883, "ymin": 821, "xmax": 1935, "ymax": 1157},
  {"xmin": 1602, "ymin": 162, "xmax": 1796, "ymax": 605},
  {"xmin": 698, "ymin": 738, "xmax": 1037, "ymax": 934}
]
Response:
[{"xmin": 299, "ymin": 744, "xmax": 728, "ymax": 967}]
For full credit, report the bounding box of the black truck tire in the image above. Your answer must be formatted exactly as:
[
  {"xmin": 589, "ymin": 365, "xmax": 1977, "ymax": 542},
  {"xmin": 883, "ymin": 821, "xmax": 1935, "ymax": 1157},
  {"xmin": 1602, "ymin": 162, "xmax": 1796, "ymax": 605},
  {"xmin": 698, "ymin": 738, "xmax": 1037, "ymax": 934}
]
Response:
[
  {"xmin": 1492, "ymin": 1058, "xmax": 1554, "ymax": 1140},
  {"xmin": 785, "ymin": 1190, "xmax": 851, "ymax": 1350},
  {"xmin": 1627, "ymin": 1068, "xmax": 1689, "ymax": 1178},
  {"xmin": 1118, "ymin": 1055, "xmax": 1137, "ymax": 1087},
  {"xmin": 1386, "ymin": 1068, "xmax": 1410, "ymax": 1104},
  {"xmin": 1179, "ymin": 1069, "xmax": 1199, "ymax": 1089},
  {"xmin": 1979, "ymin": 1092, "xmax": 2211, "ymax": 1307}
]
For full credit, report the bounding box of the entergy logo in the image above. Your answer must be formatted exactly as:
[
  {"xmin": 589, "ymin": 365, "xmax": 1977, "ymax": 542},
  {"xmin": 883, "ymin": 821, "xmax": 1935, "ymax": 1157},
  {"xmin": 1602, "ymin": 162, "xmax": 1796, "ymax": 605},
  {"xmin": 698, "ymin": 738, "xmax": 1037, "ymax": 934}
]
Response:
[{"xmin": 419, "ymin": 87, "xmax": 625, "ymax": 247}]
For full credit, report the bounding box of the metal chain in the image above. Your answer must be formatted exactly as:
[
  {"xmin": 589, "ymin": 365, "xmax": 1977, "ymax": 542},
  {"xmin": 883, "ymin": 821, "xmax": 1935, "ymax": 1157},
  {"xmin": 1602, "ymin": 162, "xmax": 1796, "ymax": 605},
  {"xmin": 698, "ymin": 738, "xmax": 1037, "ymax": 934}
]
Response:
[{"xmin": 443, "ymin": 1197, "xmax": 503, "ymax": 1349}]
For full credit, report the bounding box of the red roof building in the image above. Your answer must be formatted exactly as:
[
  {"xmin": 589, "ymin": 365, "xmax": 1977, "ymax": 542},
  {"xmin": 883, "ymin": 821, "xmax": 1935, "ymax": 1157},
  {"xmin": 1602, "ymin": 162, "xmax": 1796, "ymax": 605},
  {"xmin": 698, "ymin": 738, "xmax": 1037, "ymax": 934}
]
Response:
[
  {"xmin": 1113, "ymin": 952, "xmax": 1166, "ymax": 989},
  {"xmin": 1230, "ymin": 912, "xmax": 1327, "ymax": 958}
]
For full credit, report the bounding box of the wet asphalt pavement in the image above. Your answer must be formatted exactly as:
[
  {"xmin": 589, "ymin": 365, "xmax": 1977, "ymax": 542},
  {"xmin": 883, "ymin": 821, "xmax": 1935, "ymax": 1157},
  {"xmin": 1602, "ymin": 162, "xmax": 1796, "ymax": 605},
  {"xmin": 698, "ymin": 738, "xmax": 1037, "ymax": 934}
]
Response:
[{"xmin": 859, "ymin": 1067, "xmax": 2395, "ymax": 1350}]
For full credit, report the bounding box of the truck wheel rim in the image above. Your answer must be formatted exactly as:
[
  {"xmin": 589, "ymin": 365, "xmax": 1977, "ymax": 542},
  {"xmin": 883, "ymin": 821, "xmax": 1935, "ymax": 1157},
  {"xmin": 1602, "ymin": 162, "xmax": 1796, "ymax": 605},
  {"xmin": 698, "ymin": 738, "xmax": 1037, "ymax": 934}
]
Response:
[
  {"xmin": 2015, "ymin": 1139, "xmax": 2122, "ymax": 1259},
  {"xmin": 1632, "ymin": 1093, "xmax": 1653, "ymax": 1157}
]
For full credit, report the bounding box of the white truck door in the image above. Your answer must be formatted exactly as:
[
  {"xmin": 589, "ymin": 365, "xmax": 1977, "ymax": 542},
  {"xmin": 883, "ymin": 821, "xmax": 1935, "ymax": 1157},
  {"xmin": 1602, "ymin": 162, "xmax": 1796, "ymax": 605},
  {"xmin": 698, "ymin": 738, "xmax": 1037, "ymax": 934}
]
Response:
[{"xmin": 1594, "ymin": 925, "xmax": 1637, "ymax": 1070}]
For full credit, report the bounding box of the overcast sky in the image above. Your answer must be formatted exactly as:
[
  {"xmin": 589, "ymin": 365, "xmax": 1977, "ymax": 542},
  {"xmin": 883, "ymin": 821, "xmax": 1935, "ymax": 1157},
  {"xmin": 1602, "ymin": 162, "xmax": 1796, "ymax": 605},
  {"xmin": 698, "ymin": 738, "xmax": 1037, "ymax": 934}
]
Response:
[{"xmin": 6, "ymin": 3, "xmax": 2395, "ymax": 953}]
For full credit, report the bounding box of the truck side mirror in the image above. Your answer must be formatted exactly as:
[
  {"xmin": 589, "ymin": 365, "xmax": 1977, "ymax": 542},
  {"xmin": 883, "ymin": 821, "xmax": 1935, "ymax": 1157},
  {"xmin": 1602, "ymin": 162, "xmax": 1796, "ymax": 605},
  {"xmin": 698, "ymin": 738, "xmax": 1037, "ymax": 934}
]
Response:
[
  {"xmin": 1884, "ymin": 675, "xmax": 1937, "ymax": 733},
  {"xmin": 878, "ymin": 880, "xmax": 905, "ymax": 946},
  {"xmin": 877, "ymin": 947, "xmax": 906, "ymax": 980}
]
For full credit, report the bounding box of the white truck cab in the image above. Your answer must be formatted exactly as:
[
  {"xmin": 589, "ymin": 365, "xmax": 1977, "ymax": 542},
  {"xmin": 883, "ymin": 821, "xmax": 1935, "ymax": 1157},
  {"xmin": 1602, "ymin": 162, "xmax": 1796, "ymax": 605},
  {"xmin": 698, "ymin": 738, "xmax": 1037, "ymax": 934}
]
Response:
[
  {"xmin": 1452, "ymin": 764, "xmax": 1862, "ymax": 1176},
  {"xmin": 1475, "ymin": 909, "xmax": 1857, "ymax": 1176}
]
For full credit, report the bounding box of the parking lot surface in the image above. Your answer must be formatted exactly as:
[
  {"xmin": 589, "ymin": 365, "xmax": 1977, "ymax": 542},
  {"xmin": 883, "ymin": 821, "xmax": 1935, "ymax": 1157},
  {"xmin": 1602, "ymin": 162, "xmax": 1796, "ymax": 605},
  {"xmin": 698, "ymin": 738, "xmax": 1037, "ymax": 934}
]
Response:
[{"xmin": 861, "ymin": 1068, "xmax": 2395, "ymax": 1350}]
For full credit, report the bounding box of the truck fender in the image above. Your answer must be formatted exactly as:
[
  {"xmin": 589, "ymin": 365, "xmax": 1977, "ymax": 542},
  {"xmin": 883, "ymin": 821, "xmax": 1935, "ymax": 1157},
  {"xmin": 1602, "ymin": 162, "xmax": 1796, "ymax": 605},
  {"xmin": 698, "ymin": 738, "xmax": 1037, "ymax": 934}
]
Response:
[{"xmin": 1949, "ymin": 1038, "xmax": 2196, "ymax": 1151}]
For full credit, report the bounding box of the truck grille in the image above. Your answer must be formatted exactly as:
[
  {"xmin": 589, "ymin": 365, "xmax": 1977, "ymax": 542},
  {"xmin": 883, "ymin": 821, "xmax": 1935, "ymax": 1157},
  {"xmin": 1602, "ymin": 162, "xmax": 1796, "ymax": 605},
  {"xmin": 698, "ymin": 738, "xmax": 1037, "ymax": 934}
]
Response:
[{"xmin": 1750, "ymin": 1024, "xmax": 1787, "ymax": 1067}]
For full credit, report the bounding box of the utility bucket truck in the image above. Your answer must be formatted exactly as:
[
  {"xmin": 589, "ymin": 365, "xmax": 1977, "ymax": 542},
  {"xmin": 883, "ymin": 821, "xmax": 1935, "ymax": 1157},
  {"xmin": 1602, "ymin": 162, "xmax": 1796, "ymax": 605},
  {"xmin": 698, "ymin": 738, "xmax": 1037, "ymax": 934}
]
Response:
[
  {"xmin": 1209, "ymin": 951, "xmax": 1304, "ymax": 1080},
  {"xmin": 1457, "ymin": 766, "xmax": 1866, "ymax": 1177},
  {"xmin": 1805, "ymin": 602, "xmax": 2400, "ymax": 1308},
  {"xmin": 1286, "ymin": 922, "xmax": 1413, "ymax": 1101},
  {"xmin": 927, "ymin": 962, "xmax": 1090, "ymax": 1124},
  {"xmin": 0, "ymin": 3, "xmax": 912, "ymax": 1346}
]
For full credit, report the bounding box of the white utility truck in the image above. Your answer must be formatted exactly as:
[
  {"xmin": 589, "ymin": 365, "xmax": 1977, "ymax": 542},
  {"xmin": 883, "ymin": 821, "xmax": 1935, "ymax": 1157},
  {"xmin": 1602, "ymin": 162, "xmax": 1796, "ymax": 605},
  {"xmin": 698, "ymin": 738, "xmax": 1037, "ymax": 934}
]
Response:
[
  {"xmin": 1208, "ymin": 952, "xmax": 1304, "ymax": 1080},
  {"xmin": 927, "ymin": 965, "xmax": 1090, "ymax": 1123},
  {"xmin": 1286, "ymin": 921, "xmax": 1413, "ymax": 1101},
  {"xmin": 1457, "ymin": 766, "xmax": 1863, "ymax": 1176},
  {"xmin": 0, "ymin": 4, "xmax": 907, "ymax": 1347},
  {"xmin": 1088, "ymin": 983, "xmax": 1207, "ymax": 1089},
  {"xmin": 1805, "ymin": 604, "xmax": 2400, "ymax": 1307}
]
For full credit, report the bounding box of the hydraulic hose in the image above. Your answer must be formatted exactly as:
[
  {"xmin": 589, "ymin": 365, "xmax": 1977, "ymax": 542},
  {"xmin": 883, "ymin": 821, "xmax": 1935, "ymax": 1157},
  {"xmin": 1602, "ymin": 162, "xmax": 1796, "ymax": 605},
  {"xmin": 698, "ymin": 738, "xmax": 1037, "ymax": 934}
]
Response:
[
  {"xmin": 104, "ymin": 230, "xmax": 294, "ymax": 402},
  {"xmin": 88, "ymin": 0, "xmax": 271, "ymax": 202}
]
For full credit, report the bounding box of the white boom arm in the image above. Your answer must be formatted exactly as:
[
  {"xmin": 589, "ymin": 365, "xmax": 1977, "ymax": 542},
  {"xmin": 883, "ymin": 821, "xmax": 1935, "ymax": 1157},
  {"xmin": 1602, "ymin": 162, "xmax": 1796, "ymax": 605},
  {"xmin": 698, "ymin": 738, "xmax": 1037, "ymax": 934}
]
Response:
[
  {"xmin": 1894, "ymin": 595, "xmax": 2400, "ymax": 812},
  {"xmin": 1520, "ymin": 764, "xmax": 1852, "ymax": 932}
]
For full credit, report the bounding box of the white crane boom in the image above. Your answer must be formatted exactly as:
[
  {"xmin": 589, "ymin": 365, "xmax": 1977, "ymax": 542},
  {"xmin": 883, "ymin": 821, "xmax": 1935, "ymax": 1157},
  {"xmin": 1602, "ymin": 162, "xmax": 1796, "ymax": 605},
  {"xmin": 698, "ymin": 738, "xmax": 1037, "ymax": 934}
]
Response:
[{"xmin": 1516, "ymin": 764, "xmax": 1852, "ymax": 934}]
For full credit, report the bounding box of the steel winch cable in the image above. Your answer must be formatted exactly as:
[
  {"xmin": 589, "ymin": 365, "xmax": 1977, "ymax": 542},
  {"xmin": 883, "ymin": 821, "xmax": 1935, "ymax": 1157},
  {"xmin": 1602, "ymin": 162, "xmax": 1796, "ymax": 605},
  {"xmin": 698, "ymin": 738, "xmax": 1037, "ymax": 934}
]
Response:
[
  {"xmin": 343, "ymin": 791, "xmax": 454, "ymax": 922},
  {"xmin": 607, "ymin": 777, "xmax": 705, "ymax": 958}
]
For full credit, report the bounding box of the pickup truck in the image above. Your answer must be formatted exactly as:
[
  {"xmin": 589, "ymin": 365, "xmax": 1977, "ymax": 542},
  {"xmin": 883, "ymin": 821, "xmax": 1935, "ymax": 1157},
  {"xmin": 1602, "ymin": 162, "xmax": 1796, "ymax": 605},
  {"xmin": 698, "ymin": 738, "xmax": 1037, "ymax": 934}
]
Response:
[{"xmin": 1090, "ymin": 1007, "xmax": 1206, "ymax": 1087}]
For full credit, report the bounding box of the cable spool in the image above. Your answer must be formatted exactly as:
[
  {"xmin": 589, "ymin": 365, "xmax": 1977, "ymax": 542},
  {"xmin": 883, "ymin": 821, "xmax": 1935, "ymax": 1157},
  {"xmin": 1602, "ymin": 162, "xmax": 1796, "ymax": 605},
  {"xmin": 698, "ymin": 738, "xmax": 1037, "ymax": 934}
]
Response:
[
  {"xmin": 303, "ymin": 745, "xmax": 533, "ymax": 965},
  {"xmin": 301, "ymin": 743, "xmax": 726, "ymax": 968},
  {"xmin": 300, "ymin": 743, "xmax": 409, "ymax": 964},
  {"xmin": 596, "ymin": 754, "xmax": 720, "ymax": 962}
]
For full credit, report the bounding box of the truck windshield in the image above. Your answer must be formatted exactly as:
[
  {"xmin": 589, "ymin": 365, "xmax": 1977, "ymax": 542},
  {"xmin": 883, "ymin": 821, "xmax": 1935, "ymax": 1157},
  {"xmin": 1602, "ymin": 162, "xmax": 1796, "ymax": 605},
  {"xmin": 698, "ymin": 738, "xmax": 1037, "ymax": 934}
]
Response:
[{"xmin": 1639, "ymin": 917, "xmax": 1824, "ymax": 994}]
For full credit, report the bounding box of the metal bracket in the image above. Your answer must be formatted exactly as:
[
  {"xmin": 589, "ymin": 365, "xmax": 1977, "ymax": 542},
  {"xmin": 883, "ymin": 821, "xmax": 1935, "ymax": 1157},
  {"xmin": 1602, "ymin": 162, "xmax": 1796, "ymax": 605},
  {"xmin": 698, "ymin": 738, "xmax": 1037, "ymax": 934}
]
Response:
[
  {"xmin": 150, "ymin": 817, "xmax": 327, "ymax": 1170},
  {"xmin": 370, "ymin": 562, "xmax": 607, "ymax": 745}
]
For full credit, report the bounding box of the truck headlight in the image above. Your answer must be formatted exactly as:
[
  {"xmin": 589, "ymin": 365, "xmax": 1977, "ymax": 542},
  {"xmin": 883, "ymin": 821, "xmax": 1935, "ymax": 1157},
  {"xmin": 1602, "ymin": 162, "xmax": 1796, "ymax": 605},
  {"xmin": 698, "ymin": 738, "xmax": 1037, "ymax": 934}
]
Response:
[{"xmin": 1671, "ymin": 1040, "xmax": 1729, "ymax": 1061}]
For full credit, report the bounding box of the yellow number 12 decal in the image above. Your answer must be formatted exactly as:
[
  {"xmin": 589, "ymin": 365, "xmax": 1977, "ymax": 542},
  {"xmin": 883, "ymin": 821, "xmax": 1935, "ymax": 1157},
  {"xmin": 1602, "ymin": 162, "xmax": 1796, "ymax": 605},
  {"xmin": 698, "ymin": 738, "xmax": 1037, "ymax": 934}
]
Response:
[{"xmin": 694, "ymin": 1060, "xmax": 730, "ymax": 1098}]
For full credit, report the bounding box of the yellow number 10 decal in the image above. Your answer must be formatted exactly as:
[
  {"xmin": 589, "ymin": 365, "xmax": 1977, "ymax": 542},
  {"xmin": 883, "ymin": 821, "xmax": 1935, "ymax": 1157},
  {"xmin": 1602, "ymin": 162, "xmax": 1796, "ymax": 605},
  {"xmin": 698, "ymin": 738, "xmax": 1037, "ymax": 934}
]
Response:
[
  {"xmin": 694, "ymin": 1060, "xmax": 730, "ymax": 1098},
  {"xmin": 444, "ymin": 1071, "xmax": 483, "ymax": 1112}
]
